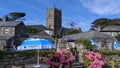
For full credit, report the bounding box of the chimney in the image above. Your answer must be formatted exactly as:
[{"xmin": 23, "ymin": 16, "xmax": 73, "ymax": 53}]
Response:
[
  {"xmin": 2, "ymin": 15, "xmax": 8, "ymax": 22},
  {"xmin": 98, "ymin": 25, "xmax": 101, "ymax": 31}
]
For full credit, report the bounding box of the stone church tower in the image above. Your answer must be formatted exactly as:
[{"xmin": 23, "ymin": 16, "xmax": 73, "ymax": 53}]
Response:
[{"xmin": 46, "ymin": 7, "xmax": 62, "ymax": 35}]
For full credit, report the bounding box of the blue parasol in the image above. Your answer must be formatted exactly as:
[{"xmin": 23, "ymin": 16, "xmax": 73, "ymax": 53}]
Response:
[
  {"xmin": 114, "ymin": 43, "xmax": 120, "ymax": 50},
  {"xmin": 90, "ymin": 39, "xmax": 97, "ymax": 45},
  {"xmin": 17, "ymin": 38, "xmax": 56, "ymax": 67}
]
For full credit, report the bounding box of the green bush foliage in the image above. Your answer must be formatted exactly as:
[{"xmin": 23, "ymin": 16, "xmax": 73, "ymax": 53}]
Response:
[
  {"xmin": 0, "ymin": 49, "xmax": 56, "ymax": 58},
  {"xmin": 99, "ymin": 50, "xmax": 120, "ymax": 55},
  {"xmin": 115, "ymin": 34, "xmax": 120, "ymax": 42},
  {"xmin": 109, "ymin": 60, "xmax": 116, "ymax": 68},
  {"xmin": 83, "ymin": 53, "xmax": 90, "ymax": 67},
  {"xmin": 75, "ymin": 38, "xmax": 92, "ymax": 50}
]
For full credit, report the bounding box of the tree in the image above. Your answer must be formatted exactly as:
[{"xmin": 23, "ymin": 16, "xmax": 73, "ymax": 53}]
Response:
[
  {"xmin": 8, "ymin": 12, "xmax": 26, "ymax": 21},
  {"xmin": 75, "ymin": 38, "xmax": 92, "ymax": 50},
  {"xmin": 0, "ymin": 12, "xmax": 26, "ymax": 21},
  {"xmin": 91, "ymin": 18, "xmax": 120, "ymax": 31},
  {"xmin": 26, "ymin": 26, "xmax": 40, "ymax": 34},
  {"xmin": 111, "ymin": 18, "xmax": 120, "ymax": 25},
  {"xmin": 91, "ymin": 18, "xmax": 110, "ymax": 31},
  {"xmin": 67, "ymin": 29, "xmax": 81, "ymax": 35},
  {"xmin": 0, "ymin": 18, "xmax": 2, "ymax": 21},
  {"xmin": 115, "ymin": 34, "xmax": 120, "ymax": 42}
]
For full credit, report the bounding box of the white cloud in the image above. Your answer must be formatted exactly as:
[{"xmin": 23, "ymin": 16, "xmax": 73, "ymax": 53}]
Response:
[{"xmin": 80, "ymin": 0, "xmax": 120, "ymax": 15}]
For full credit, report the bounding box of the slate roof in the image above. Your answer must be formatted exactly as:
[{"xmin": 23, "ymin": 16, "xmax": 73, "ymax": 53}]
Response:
[
  {"xmin": 101, "ymin": 25, "xmax": 120, "ymax": 32},
  {"xmin": 0, "ymin": 21, "xmax": 22, "ymax": 27},
  {"xmin": 64, "ymin": 30, "xmax": 95, "ymax": 40},
  {"xmin": 26, "ymin": 25, "xmax": 47, "ymax": 31},
  {"xmin": 64, "ymin": 30, "xmax": 113, "ymax": 42},
  {"xmin": 30, "ymin": 31, "xmax": 54, "ymax": 41},
  {"xmin": 0, "ymin": 36, "xmax": 13, "ymax": 40},
  {"xmin": 36, "ymin": 31, "xmax": 50, "ymax": 36}
]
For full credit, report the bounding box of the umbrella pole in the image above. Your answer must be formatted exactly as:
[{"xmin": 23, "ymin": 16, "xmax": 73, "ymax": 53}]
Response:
[
  {"xmin": 34, "ymin": 50, "xmax": 40, "ymax": 67},
  {"xmin": 37, "ymin": 50, "xmax": 40, "ymax": 66},
  {"xmin": 37, "ymin": 49, "xmax": 40, "ymax": 67}
]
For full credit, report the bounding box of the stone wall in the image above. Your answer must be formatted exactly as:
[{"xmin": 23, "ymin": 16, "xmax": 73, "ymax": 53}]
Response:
[
  {"xmin": 75, "ymin": 43, "xmax": 88, "ymax": 63},
  {"xmin": 0, "ymin": 27, "xmax": 15, "ymax": 36},
  {"xmin": 78, "ymin": 52, "xmax": 120, "ymax": 67},
  {"xmin": 103, "ymin": 55, "xmax": 120, "ymax": 67}
]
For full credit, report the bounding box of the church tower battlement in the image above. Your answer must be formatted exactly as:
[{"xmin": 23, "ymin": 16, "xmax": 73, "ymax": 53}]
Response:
[{"xmin": 46, "ymin": 7, "xmax": 62, "ymax": 35}]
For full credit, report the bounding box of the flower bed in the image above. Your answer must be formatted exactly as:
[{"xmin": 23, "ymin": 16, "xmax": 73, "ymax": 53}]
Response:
[
  {"xmin": 83, "ymin": 51, "xmax": 104, "ymax": 68},
  {"xmin": 47, "ymin": 50, "xmax": 74, "ymax": 68}
]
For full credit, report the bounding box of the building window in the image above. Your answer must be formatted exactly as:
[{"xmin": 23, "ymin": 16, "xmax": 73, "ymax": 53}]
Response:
[{"xmin": 4, "ymin": 28, "xmax": 9, "ymax": 35}]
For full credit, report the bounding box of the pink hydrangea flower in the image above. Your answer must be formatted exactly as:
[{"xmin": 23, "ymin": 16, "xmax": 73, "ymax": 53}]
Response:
[
  {"xmin": 47, "ymin": 50, "xmax": 74, "ymax": 68},
  {"xmin": 85, "ymin": 51, "xmax": 104, "ymax": 68}
]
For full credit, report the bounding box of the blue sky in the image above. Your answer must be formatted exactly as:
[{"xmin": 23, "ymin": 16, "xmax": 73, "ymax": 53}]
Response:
[{"xmin": 0, "ymin": 0, "xmax": 120, "ymax": 32}]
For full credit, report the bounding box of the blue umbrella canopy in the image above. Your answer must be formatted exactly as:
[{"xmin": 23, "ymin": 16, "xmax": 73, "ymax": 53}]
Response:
[
  {"xmin": 114, "ymin": 43, "xmax": 120, "ymax": 50},
  {"xmin": 90, "ymin": 39, "xmax": 97, "ymax": 45},
  {"xmin": 17, "ymin": 38, "xmax": 56, "ymax": 67},
  {"xmin": 17, "ymin": 38, "xmax": 56, "ymax": 51}
]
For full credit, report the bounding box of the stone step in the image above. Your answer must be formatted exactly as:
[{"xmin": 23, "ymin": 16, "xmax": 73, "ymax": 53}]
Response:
[
  {"xmin": 72, "ymin": 65, "xmax": 83, "ymax": 68},
  {"xmin": 72, "ymin": 62, "xmax": 84, "ymax": 68},
  {"xmin": 72, "ymin": 62, "xmax": 80, "ymax": 65}
]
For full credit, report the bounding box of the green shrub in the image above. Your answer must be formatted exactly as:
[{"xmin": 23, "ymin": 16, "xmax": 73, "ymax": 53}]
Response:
[
  {"xmin": 99, "ymin": 50, "xmax": 120, "ymax": 55},
  {"xmin": 0, "ymin": 49, "xmax": 56, "ymax": 58},
  {"xmin": 75, "ymin": 38, "xmax": 92, "ymax": 50},
  {"xmin": 109, "ymin": 60, "xmax": 116, "ymax": 68},
  {"xmin": 17, "ymin": 49, "xmax": 56, "ymax": 56},
  {"xmin": 82, "ymin": 53, "xmax": 90, "ymax": 67}
]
